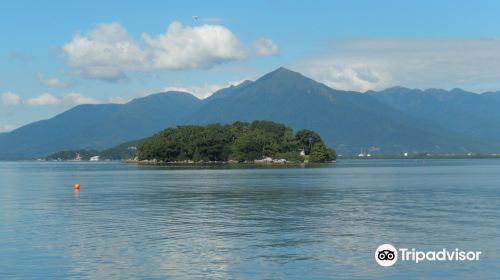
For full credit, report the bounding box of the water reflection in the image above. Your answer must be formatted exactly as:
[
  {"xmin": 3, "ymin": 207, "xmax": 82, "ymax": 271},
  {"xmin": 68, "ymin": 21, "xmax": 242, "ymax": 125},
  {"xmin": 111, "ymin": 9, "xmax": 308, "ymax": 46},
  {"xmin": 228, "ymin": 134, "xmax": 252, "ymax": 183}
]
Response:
[{"xmin": 0, "ymin": 160, "xmax": 499, "ymax": 279}]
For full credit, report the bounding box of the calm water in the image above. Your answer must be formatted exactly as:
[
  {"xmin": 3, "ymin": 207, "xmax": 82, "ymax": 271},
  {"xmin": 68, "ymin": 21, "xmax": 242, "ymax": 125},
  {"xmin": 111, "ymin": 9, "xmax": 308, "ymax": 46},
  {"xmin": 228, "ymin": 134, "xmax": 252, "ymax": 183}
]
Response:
[{"xmin": 0, "ymin": 160, "xmax": 499, "ymax": 279}]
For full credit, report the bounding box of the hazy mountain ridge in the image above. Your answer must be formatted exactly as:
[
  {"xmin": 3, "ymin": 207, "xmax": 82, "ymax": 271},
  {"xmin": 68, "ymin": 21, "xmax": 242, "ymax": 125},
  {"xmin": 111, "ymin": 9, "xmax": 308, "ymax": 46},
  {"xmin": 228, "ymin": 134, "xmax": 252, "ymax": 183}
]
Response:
[
  {"xmin": 370, "ymin": 87, "xmax": 500, "ymax": 141},
  {"xmin": 481, "ymin": 91, "xmax": 500, "ymax": 103},
  {"xmin": 0, "ymin": 92, "xmax": 201, "ymax": 158},
  {"xmin": 1, "ymin": 68, "xmax": 500, "ymax": 158},
  {"xmin": 187, "ymin": 68, "xmax": 496, "ymax": 154}
]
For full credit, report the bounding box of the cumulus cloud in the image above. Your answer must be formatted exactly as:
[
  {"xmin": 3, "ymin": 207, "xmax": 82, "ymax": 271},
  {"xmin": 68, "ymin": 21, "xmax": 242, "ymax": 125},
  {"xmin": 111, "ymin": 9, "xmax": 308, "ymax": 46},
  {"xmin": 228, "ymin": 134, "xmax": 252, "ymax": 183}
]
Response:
[
  {"xmin": 0, "ymin": 124, "xmax": 18, "ymax": 133},
  {"xmin": 296, "ymin": 39, "xmax": 500, "ymax": 92},
  {"xmin": 254, "ymin": 37, "xmax": 279, "ymax": 56},
  {"xmin": 63, "ymin": 22, "xmax": 147, "ymax": 81},
  {"xmin": 25, "ymin": 93, "xmax": 62, "ymax": 106},
  {"xmin": 62, "ymin": 93, "xmax": 101, "ymax": 105},
  {"xmin": 37, "ymin": 73, "xmax": 68, "ymax": 87},
  {"xmin": 62, "ymin": 21, "xmax": 260, "ymax": 81},
  {"xmin": 24, "ymin": 92, "xmax": 100, "ymax": 106},
  {"xmin": 1, "ymin": 92, "xmax": 22, "ymax": 106},
  {"xmin": 143, "ymin": 21, "xmax": 247, "ymax": 70},
  {"xmin": 163, "ymin": 79, "xmax": 250, "ymax": 99},
  {"xmin": 108, "ymin": 96, "xmax": 129, "ymax": 104},
  {"xmin": 296, "ymin": 61, "xmax": 390, "ymax": 92}
]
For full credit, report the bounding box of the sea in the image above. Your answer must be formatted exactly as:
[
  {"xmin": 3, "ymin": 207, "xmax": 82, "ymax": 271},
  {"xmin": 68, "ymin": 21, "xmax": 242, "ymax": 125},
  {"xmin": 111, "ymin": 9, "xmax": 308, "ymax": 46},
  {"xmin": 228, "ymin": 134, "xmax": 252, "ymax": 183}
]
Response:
[{"xmin": 1, "ymin": 159, "xmax": 499, "ymax": 279}]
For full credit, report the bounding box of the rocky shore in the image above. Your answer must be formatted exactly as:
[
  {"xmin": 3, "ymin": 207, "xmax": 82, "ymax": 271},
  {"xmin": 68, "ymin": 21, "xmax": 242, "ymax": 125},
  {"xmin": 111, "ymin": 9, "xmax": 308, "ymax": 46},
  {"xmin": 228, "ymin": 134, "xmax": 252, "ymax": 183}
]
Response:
[{"xmin": 122, "ymin": 157, "xmax": 297, "ymax": 165}]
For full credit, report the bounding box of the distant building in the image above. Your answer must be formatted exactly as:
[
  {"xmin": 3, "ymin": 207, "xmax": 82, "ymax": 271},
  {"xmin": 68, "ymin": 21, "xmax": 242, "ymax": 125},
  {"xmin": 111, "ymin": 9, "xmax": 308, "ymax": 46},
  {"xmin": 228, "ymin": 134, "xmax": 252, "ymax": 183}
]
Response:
[
  {"xmin": 74, "ymin": 153, "xmax": 82, "ymax": 161},
  {"xmin": 90, "ymin": 156, "xmax": 100, "ymax": 161}
]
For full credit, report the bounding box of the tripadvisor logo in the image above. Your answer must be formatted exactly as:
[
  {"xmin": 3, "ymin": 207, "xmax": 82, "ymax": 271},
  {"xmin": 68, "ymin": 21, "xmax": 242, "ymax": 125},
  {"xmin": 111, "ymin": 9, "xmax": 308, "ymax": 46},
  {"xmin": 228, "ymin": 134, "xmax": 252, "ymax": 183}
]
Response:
[
  {"xmin": 375, "ymin": 244, "xmax": 398, "ymax": 267},
  {"xmin": 375, "ymin": 244, "xmax": 482, "ymax": 267}
]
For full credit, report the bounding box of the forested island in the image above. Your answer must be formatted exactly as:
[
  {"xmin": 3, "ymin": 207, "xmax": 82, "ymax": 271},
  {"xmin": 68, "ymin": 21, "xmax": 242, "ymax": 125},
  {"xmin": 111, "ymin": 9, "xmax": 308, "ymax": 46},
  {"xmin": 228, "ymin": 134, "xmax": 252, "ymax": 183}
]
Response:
[
  {"xmin": 136, "ymin": 121, "xmax": 336, "ymax": 163},
  {"xmin": 44, "ymin": 121, "xmax": 336, "ymax": 163}
]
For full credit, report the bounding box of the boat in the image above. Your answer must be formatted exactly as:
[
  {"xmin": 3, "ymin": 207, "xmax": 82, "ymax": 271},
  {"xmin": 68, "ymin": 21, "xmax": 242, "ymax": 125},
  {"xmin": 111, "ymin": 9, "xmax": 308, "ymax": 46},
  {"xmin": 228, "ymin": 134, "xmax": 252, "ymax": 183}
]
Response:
[{"xmin": 358, "ymin": 148, "xmax": 366, "ymax": 157}]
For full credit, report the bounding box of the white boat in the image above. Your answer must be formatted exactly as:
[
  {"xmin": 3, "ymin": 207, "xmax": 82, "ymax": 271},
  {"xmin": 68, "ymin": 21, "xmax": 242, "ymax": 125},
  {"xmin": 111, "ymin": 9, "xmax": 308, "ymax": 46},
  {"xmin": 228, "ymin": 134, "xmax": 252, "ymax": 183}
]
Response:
[{"xmin": 358, "ymin": 148, "xmax": 366, "ymax": 157}]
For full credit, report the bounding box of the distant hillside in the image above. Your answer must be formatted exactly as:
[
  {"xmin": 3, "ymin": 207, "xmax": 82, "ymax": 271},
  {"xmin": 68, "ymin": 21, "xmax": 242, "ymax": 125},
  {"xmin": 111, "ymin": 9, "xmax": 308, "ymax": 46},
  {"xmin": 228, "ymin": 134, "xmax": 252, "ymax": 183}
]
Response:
[
  {"xmin": 371, "ymin": 87, "xmax": 500, "ymax": 141},
  {"xmin": 1, "ymin": 67, "xmax": 500, "ymax": 159},
  {"xmin": 207, "ymin": 80, "xmax": 253, "ymax": 100},
  {"xmin": 46, "ymin": 139, "xmax": 141, "ymax": 160},
  {"xmin": 187, "ymin": 68, "xmax": 491, "ymax": 154},
  {"xmin": 0, "ymin": 92, "xmax": 201, "ymax": 158},
  {"xmin": 482, "ymin": 91, "xmax": 500, "ymax": 103}
]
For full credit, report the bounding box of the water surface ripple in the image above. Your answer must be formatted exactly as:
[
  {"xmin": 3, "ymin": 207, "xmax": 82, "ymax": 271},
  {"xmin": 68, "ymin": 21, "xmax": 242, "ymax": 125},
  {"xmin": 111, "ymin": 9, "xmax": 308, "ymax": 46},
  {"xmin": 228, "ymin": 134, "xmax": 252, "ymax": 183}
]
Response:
[{"xmin": 0, "ymin": 160, "xmax": 499, "ymax": 279}]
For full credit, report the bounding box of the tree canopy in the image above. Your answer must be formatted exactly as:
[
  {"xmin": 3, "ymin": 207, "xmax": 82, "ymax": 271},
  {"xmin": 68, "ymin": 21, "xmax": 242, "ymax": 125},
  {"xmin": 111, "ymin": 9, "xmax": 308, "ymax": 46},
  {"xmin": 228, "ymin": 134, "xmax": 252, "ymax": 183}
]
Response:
[{"xmin": 137, "ymin": 121, "xmax": 336, "ymax": 163}]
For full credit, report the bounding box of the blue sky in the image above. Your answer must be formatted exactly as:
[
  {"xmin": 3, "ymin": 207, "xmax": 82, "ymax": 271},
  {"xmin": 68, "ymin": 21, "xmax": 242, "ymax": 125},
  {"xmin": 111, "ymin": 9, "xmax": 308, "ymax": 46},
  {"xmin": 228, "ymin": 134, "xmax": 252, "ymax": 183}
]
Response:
[{"xmin": 2, "ymin": 0, "xmax": 500, "ymax": 132}]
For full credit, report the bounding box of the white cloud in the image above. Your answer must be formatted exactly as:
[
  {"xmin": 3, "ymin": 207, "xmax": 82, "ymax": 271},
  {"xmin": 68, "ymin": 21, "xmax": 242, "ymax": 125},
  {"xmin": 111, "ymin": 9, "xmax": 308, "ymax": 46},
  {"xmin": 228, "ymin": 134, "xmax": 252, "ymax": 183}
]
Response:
[
  {"xmin": 296, "ymin": 61, "xmax": 390, "ymax": 92},
  {"xmin": 108, "ymin": 96, "xmax": 129, "ymax": 104},
  {"xmin": 37, "ymin": 73, "xmax": 68, "ymax": 87},
  {"xmin": 163, "ymin": 79, "xmax": 249, "ymax": 99},
  {"xmin": 1, "ymin": 92, "xmax": 21, "ymax": 106},
  {"xmin": 296, "ymin": 39, "xmax": 500, "ymax": 92},
  {"xmin": 62, "ymin": 93, "xmax": 101, "ymax": 105},
  {"xmin": 63, "ymin": 22, "xmax": 148, "ymax": 81},
  {"xmin": 143, "ymin": 21, "xmax": 247, "ymax": 70},
  {"xmin": 254, "ymin": 37, "xmax": 279, "ymax": 56},
  {"xmin": 4, "ymin": 92, "xmax": 100, "ymax": 107},
  {"xmin": 0, "ymin": 124, "xmax": 18, "ymax": 133},
  {"xmin": 62, "ymin": 21, "xmax": 260, "ymax": 81},
  {"xmin": 25, "ymin": 93, "xmax": 61, "ymax": 106}
]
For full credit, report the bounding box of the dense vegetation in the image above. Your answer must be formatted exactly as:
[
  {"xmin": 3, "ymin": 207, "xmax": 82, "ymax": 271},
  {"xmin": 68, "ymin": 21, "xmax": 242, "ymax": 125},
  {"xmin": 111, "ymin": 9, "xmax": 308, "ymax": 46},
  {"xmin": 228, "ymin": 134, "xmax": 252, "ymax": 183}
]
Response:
[
  {"xmin": 137, "ymin": 121, "xmax": 336, "ymax": 163},
  {"xmin": 46, "ymin": 139, "xmax": 141, "ymax": 160},
  {"xmin": 99, "ymin": 140, "xmax": 141, "ymax": 160},
  {"xmin": 46, "ymin": 149, "xmax": 100, "ymax": 161}
]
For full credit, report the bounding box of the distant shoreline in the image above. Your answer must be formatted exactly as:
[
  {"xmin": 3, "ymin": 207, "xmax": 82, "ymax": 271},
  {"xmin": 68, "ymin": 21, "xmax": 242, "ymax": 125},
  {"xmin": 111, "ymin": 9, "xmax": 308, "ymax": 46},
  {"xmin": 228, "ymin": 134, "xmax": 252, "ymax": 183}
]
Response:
[
  {"xmin": 3, "ymin": 156, "xmax": 500, "ymax": 162},
  {"xmin": 122, "ymin": 159, "xmax": 337, "ymax": 165},
  {"xmin": 338, "ymin": 154, "xmax": 500, "ymax": 160}
]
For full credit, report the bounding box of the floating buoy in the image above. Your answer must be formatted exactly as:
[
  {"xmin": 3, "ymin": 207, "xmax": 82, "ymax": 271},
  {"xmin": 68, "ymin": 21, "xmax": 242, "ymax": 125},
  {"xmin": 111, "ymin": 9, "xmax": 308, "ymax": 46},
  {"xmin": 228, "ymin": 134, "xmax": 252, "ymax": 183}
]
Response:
[{"xmin": 73, "ymin": 183, "xmax": 80, "ymax": 191}]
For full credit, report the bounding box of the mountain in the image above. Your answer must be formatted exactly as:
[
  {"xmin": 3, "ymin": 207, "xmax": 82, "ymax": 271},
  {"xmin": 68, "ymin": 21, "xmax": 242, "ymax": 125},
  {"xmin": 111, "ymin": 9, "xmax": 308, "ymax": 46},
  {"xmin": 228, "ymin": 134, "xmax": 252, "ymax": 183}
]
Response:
[
  {"xmin": 482, "ymin": 91, "xmax": 500, "ymax": 103},
  {"xmin": 0, "ymin": 92, "xmax": 201, "ymax": 159},
  {"xmin": 188, "ymin": 68, "xmax": 491, "ymax": 154},
  {"xmin": 207, "ymin": 80, "xmax": 253, "ymax": 100},
  {"xmin": 1, "ymin": 67, "xmax": 500, "ymax": 159},
  {"xmin": 370, "ymin": 87, "xmax": 500, "ymax": 141}
]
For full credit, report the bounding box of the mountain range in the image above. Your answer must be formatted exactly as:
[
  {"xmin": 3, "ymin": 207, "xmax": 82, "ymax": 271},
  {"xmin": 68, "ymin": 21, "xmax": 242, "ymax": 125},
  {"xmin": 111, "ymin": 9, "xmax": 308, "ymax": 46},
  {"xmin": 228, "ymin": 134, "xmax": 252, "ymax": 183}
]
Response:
[{"xmin": 1, "ymin": 67, "xmax": 500, "ymax": 159}]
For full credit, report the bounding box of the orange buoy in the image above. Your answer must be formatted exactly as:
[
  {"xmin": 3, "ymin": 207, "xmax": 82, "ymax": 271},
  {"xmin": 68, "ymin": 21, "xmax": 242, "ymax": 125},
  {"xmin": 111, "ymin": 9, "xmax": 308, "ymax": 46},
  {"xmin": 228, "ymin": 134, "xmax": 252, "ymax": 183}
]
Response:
[{"xmin": 73, "ymin": 183, "xmax": 80, "ymax": 191}]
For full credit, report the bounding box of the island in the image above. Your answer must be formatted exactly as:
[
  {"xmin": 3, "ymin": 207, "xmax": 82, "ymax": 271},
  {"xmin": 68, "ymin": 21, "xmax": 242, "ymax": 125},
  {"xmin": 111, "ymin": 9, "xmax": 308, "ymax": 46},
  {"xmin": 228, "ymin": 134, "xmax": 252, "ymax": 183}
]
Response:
[
  {"xmin": 134, "ymin": 121, "xmax": 336, "ymax": 164},
  {"xmin": 45, "ymin": 121, "xmax": 336, "ymax": 164}
]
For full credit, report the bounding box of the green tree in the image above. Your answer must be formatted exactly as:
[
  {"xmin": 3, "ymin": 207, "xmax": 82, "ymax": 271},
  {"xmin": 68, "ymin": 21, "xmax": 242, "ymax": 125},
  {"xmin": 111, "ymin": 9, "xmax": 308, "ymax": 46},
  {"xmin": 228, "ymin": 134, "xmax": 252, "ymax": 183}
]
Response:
[
  {"xmin": 309, "ymin": 142, "xmax": 336, "ymax": 162},
  {"xmin": 295, "ymin": 129, "xmax": 323, "ymax": 154},
  {"xmin": 136, "ymin": 121, "xmax": 335, "ymax": 163}
]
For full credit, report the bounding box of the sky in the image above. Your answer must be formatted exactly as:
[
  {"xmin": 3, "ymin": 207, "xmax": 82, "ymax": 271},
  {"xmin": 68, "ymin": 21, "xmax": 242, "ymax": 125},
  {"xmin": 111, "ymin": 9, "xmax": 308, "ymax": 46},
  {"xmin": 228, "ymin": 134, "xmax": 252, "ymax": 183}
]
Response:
[{"xmin": 2, "ymin": 0, "xmax": 500, "ymax": 132}]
